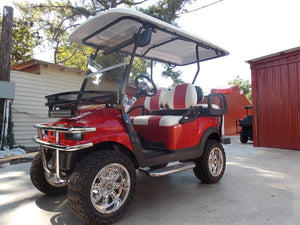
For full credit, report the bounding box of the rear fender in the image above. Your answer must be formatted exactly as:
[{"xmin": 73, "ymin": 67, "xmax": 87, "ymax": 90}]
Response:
[{"xmin": 197, "ymin": 126, "xmax": 221, "ymax": 156}]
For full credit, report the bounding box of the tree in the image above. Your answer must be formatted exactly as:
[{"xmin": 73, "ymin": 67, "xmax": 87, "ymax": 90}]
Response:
[
  {"xmin": 15, "ymin": 0, "xmax": 195, "ymax": 82},
  {"xmin": 0, "ymin": 14, "xmax": 42, "ymax": 65},
  {"xmin": 228, "ymin": 75, "xmax": 252, "ymax": 102},
  {"xmin": 162, "ymin": 66, "xmax": 184, "ymax": 87},
  {"xmin": 138, "ymin": 0, "xmax": 193, "ymax": 25}
]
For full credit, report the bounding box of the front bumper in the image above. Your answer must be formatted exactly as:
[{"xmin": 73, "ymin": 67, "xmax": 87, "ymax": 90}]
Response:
[
  {"xmin": 33, "ymin": 136, "xmax": 93, "ymax": 151},
  {"xmin": 33, "ymin": 123, "xmax": 96, "ymax": 182},
  {"xmin": 33, "ymin": 123, "xmax": 96, "ymax": 150}
]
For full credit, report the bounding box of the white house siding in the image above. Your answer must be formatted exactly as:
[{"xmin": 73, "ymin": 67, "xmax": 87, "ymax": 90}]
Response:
[{"xmin": 10, "ymin": 67, "xmax": 84, "ymax": 148}]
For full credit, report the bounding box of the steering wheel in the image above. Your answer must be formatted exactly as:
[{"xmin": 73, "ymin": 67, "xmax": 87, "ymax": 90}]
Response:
[
  {"xmin": 134, "ymin": 75, "xmax": 157, "ymax": 97},
  {"xmin": 127, "ymin": 105, "xmax": 148, "ymax": 115}
]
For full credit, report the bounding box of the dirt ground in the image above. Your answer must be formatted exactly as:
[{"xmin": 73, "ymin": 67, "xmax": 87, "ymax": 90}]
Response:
[{"xmin": 0, "ymin": 136, "xmax": 299, "ymax": 225}]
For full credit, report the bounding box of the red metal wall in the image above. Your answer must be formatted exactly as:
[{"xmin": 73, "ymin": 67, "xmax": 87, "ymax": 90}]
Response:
[
  {"xmin": 211, "ymin": 85, "xmax": 251, "ymax": 136},
  {"xmin": 249, "ymin": 48, "xmax": 300, "ymax": 150}
]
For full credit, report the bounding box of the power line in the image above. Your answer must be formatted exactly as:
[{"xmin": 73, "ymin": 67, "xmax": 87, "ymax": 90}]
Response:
[{"xmin": 179, "ymin": 0, "xmax": 224, "ymax": 15}]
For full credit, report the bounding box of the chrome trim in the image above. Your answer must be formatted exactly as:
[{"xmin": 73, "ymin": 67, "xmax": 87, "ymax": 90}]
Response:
[
  {"xmin": 41, "ymin": 146, "xmax": 51, "ymax": 174},
  {"xmin": 33, "ymin": 136, "xmax": 93, "ymax": 151},
  {"xmin": 139, "ymin": 162, "xmax": 196, "ymax": 177},
  {"xmin": 55, "ymin": 149, "xmax": 60, "ymax": 180},
  {"xmin": 33, "ymin": 123, "xmax": 96, "ymax": 183},
  {"xmin": 34, "ymin": 123, "xmax": 96, "ymax": 133}
]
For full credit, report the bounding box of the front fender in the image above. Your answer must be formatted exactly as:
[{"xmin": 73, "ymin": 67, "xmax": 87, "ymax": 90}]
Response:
[{"xmin": 88, "ymin": 131, "xmax": 133, "ymax": 151}]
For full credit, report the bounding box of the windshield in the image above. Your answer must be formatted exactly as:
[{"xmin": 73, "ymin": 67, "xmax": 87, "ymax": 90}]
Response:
[
  {"xmin": 84, "ymin": 62, "xmax": 127, "ymax": 92},
  {"xmin": 82, "ymin": 50, "xmax": 130, "ymax": 92}
]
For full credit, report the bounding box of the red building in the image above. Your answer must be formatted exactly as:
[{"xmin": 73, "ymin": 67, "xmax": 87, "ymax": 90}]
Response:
[
  {"xmin": 248, "ymin": 47, "xmax": 300, "ymax": 150},
  {"xmin": 211, "ymin": 85, "xmax": 251, "ymax": 136}
]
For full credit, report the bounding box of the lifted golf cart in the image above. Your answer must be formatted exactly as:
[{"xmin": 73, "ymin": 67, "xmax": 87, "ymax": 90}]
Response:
[{"xmin": 31, "ymin": 8, "xmax": 229, "ymax": 225}]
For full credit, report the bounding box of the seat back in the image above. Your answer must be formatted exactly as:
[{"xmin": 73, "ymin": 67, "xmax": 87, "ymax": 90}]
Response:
[{"xmin": 144, "ymin": 83, "xmax": 203, "ymax": 111}]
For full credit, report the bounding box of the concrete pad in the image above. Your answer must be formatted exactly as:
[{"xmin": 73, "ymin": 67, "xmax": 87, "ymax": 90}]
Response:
[{"xmin": 0, "ymin": 136, "xmax": 299, "ymax": 225}]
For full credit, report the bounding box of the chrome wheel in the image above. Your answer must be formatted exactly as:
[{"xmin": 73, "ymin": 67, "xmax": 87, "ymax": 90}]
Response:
[
  {"xmin": 90, "ymin": 163, "xmax": 131, "ymax": 214},
  {"xmin": 208, "ymin": 147, "xmax": 224, "ymax": 177}
]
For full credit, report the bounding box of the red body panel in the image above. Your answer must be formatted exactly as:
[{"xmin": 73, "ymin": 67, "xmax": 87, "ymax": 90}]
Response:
[
  {"xmin": 47, "ymin": 106, "xmax": 133, "ymax": 151},
  {"xmin": 133, "ymin": 117, "xmax": 217, "ymax": 150},
  {"xmin": 43, "ymin": 105, "xmax": 218, "ymax": 151}
]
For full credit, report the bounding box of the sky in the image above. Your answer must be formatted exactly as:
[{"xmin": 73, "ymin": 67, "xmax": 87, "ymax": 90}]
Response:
[
  {"xmin": 1, "ymin": 0, "xmax": 300, "ymax": 92},
  {"xmin": 177, "ymin": 0, "xmax": 300, "ymax": 90}
]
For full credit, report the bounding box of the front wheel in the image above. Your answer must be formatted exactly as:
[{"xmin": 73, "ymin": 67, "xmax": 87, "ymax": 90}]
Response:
[
  {"xmin": 193, "ymin": 139, "xmax": 226, "ymax": 184},
  {"xmin": 68, "ymin": 150, "xmax": 136, "ymax": 225},
  {"xmin": 30, "ymin": 152, "xmax": 68, "ymax": 195}
]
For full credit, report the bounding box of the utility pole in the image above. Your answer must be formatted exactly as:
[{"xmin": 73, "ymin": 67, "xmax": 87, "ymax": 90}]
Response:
[
  {"xmin": 0, "ymin": 6, "xmax": 13, "ymax": 82},
  {"xmin": 0, "ymin": 6, "xmax": 14, "ymax": 149}
]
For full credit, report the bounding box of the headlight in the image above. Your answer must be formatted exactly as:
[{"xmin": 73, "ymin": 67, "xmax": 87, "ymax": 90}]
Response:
[{"xmin": 65, "ymin": 133, "xmax": 84, "ymax": 140}]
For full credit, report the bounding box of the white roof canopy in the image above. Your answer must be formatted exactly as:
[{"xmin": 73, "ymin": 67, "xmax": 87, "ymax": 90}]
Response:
[{"xmin": 69, "ymin": 8, "xmax": 229, "ymax": 66}]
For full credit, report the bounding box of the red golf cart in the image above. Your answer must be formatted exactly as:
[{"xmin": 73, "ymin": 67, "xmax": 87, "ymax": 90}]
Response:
[{"xmin": 31, "ymin": 8, "xmax": 229, "ymax": 225}]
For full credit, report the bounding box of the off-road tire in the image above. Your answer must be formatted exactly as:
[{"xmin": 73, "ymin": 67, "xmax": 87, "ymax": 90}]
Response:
[
  {"xmin": 240, "ymin": 135, "xmax": 248, "ymax": 143},
  {"xmin": 30, "ymin": 152, "xmax": 68, "ymax": 195},
  {"xmin": 193, "ymin": 139, "xmax": 226, "ymax": 184},
  {"xmin": 68, "ymin": 150, "xmax": 136, "ymax": 225}
]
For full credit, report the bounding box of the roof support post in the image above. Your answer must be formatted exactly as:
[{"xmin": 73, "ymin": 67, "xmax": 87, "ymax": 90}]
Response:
[{"xmin": 192, "ymin": 45, "xmax": 201, "ymax": 84}]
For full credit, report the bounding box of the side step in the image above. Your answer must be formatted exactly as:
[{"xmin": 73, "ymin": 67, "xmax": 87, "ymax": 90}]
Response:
[{"xmin": 139, "ymin": 162, "xmax": 196, "ymax": 177}]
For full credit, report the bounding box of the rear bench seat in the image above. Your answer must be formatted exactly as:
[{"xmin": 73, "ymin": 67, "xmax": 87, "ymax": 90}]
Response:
[
  {"xmin": 131, "ymin": 83, "xmax": 203, "ymax": 125},
  {"xmin": 130, "ymin": 83, "xmax": 204, "ymax": 150}
]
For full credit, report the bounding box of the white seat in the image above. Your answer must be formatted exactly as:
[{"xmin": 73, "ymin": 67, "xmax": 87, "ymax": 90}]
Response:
[
  {"xmin": 144, "ymin": 83, "xmax": 199, "ymax": 111},
  {"xmin": 132, "ymin": 115, "xmax": 182, "ymax": 127},
  {"xmin": 132, "ymin": 83, "xmax": 203, "ymax": 127}
]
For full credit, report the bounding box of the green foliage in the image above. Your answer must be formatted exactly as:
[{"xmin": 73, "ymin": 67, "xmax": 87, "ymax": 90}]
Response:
[
  {"xmin": 0, "ymin": 105, "xmax": 15, "ymax": 149},
  {"xmin": 15, "ymin": 0, "xmax": 94, "ymax": 65},
  {"xmin": 0, "ymin": 14, "xmax": 42, "ymax": 65},
  {"xmin": 14, "ymin": 0, "xmax": 150, "ymax": 67},
  {"xmin": 14, "ymin": 0, "xmax": 195, "ymax": 82},
  {"xmin": 228, "ymin": 75, "xmax": 252, "ymax": 102},
  {"xmin": 6, "ymin": 105, "xmax": 15, "ymax": 149},
  {"xmin": 139, "ymin": 0, "xmax": 193, "ymax": 25},
  {"xmin": 56, "ymin": 44, "xmax": 94, "ymax": 70},
  {"xmin": 129, "ymin": 58, "xmax": 150, "ymax": 83},
  {"xmin": 162, "ymin": 66, "xmax": 184, "ymax": 87}
]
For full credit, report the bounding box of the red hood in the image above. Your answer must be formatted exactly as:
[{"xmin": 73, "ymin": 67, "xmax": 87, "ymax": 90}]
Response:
[{"xmin": 50, "ymin": 105, "xmax": 122, "ymax": 129}]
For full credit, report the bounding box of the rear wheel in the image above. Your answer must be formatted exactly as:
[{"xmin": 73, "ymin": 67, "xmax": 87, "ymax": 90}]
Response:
[
  {"xmin": 193, "ymin": 139, "xmax": 226, "ymax": 184},
  {"xmin": 68, "ymin": 150, "xmax": 136, "ymax": 225},
  {"xmin": 240, "ymin": 135, "xmax": 248, "ymax": 143}
]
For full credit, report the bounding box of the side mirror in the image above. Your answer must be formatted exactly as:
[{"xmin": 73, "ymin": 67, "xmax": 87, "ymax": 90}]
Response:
[{"xmin": 138, "ymin": 28, "xmax": 152, "ymax": 47}]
